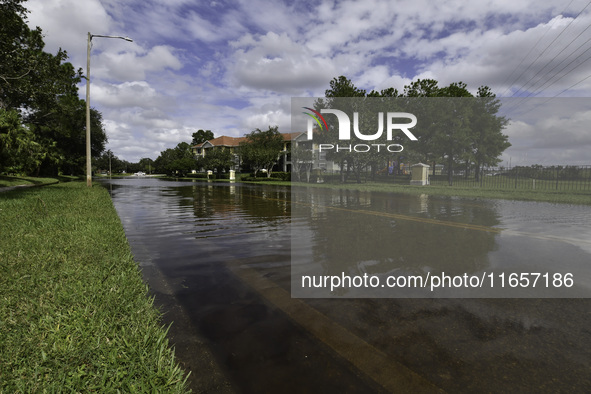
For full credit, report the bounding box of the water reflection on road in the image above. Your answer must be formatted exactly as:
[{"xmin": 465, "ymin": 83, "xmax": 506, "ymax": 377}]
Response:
[
  {"xmin": 105, "ymin": 178, "xmax": 591, "ymax": 393},
  {"xmin": 292, "ymin": 187, "xmax": 591, "ymax": 297}
]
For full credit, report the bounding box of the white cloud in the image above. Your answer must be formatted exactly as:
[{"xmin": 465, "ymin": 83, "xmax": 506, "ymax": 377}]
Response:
[
  {"xmin": 355, "ymin": 66, "xmax": 412, "ymax": 93},
  {"xmin": 26, "ymin": 0, "xmax": 113, "ymax": 61},
  {"xmin": 92, "ymin": 45, "xmax": 182, "ymax": 81},
  {"xmin": 91, "ymin": 81, "xmax": 169, "ymax": 108},
  {"xmin": 229, "ymin": 32, "xmax": 337, "ymax": 93},
  {"xmin": 501, "ymin": 98, "xmax": 591, "ymax": 165},
  {"xmin": 24, "ymin": 0, "xmax": 591, "ymax": 163}
]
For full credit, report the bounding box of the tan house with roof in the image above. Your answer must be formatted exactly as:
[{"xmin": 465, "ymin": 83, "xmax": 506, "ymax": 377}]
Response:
[
  {"xmin": 191, "ymin": 132, "xmax": 303, "ymax": 172},
  {"xmin": 192, "ymin": 136, "xmax": 245, "ymax": 158}
]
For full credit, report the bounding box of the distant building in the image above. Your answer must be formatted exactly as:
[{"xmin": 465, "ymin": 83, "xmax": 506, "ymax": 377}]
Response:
[
  {"xmin": 191, "ymin": 132, "xmax": 304, "ymax": 172},
  {"xmin": 192, "ymin": 136, "xmax": 245, "ymax": 158}
]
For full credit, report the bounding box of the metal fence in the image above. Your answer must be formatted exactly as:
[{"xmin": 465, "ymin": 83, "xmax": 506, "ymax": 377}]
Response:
[
  {"xmin": 317, "ymin": 165, "xmax": 591, "ymax": 192},
  {"xmin": 429, "ymin": 165, "xmax": 591, "ymax": 191}
]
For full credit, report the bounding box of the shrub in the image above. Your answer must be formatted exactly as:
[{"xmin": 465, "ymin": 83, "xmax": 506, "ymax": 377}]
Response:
[
  {"xmin": 185, "ymin": 173, "xmax": 208, "ymax": 179},
  {"xmin": 241, "ymin": 176, "xmax": 285, "ymax": 182},
  {"xmin": 270, "ymin": 172, "xmax": 290, "ymax": 181}
]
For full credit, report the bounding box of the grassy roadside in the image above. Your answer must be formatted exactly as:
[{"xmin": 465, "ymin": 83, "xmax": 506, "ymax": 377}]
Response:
[
  {"xmin": 0, "ymin": 182, "xmax": 190, "ymax": 392},
  {"xmin": 163, "ymin": 175, "xmax": 591, "ymax": 205},
  {"xmin": 0, "ymin": 175, "xmax": 60, "ymax": 188},
  {"xmin": 288, "ymin": 181, "xmax": 591, "ymax": 205}
]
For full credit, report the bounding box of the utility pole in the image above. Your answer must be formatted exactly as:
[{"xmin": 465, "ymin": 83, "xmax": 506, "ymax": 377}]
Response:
[{"xmin": 86, "ymin": 33, "xmax": 132, "ymax": 187}]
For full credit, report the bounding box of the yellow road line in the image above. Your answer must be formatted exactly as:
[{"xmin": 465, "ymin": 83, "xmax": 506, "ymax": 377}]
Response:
[
  {"xmin": 255, "ymin": 193, "xmax": 503, "ymax": 233},
  {"xmin": 255, "ymin": 193, "xmax": 591, "ymax": 245},
  {"xmin": 227, "ymin": 262, "xmax": 445, "ymax": 393},
  {"xmin": 303, "ymin": 201, "xmax": 503, "ymax": 233}
]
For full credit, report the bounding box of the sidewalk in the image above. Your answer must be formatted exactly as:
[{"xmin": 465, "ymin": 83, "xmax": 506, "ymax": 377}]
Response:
[
  {"xmin": 0, "ymin": 184, "xmax": 36, "ymax": 193},
  {"xmin": 0, "ymin": 180, "xmax": 59, "ymax": 193}
]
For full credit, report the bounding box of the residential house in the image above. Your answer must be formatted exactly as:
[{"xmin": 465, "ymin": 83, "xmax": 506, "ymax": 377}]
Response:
[{"xmin": 191, "ymin": 132, "xmax": 305, "ymax": 172}]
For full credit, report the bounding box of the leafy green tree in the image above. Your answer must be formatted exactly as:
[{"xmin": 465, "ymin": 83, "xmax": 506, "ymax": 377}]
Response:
[
  {"xmin": 93, "ymin": 150, "xmax": 131, "ymax": 174},
  {"xmin": 240, "ymin": 126, "xmax": 284, "ymax": 178},
  {"xmin": 202, "ymin": 148, "xmax": 234, "ymax": 175},
  {"xmin": 173, "ymin": 142, "xmax": 193, "ymax": 160},
  {"xmin": 0, "ymin": 108, "xmax": 44, "ymax": 173},
  {"xmin": 318, "ymin": 76, "xmax": 410, "ymax": 183},
  {"xmin": 44, "ymin": 96, "xmax": 106, "ymax": 176},
  {"xmin": 1, "ymin": 0, "xmax": 43, "ymax": 110},
  {"xmin": 317, "ymin": 76, "xmax": 510, "ymax": 185},
  {"xmin": 291, "ymin": 143, "xmax": 314, "ymax": 182},
  {"xmin": 138, "ymin": 157, "xmax": 154, "ymax": 174},
  {"xmin": 430, "ymin": 98, "xmax": 474, "ymax": 185},
  {"xmin": 93, "ymin": 150, "xmax": 119, "ymax": 174},
  {"xmin": 191, "ymin": 129, "xmax": 214, "ymax": 145},
  {"xmin": 402, "ymin": 80, "xmax": 512, "ymax": 185},
  {"xmin": 154, "ymin": 148, "xmax": 175, "ymax": 174},
  {"xmin": 154, "ymin": 142, "xmax": 196, "ymax": 176},
  {"xmin": 0, "ymin": 0, "xmax": 107, "ymax": 176},
  {"xmin": 168, "ymin": 157, "xmax": 195, "ymax": 176},
  {"xmin": 194, "ymin": 155, "xmax": 205, "ymax": 172},
  {"xmin": 471, "ymin": 87, "xmax": 510, "ymax": 181},
  {"xmin": 1, "ymin": 0, "xmax": 82, "ymax": 112},
  {"xmin": 93, "ymin": 150, "xmax": 110, "ymax": 173},
  {"xmin": 403, "ymin": 79, "xmax": 441, "ymax": 98},
  {"xmin": 316, "ymin": 76, "xmax": 367, "ymax": 183}
]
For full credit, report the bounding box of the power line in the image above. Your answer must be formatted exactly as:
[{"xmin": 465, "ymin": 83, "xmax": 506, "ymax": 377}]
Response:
[
  {"xmin": 503, "ymin": 28, "xmax": 591, "ymax": 113},
  {"xmin": 501, "ymin": 0, "xmax": 591, "ymax": 97},
  {"xmin": 503, "ymin": 70, "xmax": 591, "ymax": 118},
  {"xmin": 527, "ymin": 42, "xmax": 591, "ymax": 96},
  {"xmin": 550, "ymin": 70, "xmax": 591, "ymax": 97},
  {"xmin": 504, "ymin": 31, "xmax": 591, "ymax": 111},
  {"xmin": 510, "ymin": 22, "xmax": 591, "ymax": 97},
  {"xmin": 497, "ymin": 0, "xmax": 577, "ymax": 97}
]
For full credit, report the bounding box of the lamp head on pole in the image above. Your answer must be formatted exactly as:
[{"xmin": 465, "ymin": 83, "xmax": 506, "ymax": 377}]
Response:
[{"xmin": 90, "ymin": 34, "xmax": 134, "ymax": 43}]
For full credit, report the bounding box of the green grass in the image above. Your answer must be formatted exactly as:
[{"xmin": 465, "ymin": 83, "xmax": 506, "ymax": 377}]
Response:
[
  {"xmin": 288, "ymin": 180, "xmax": 591, "ymax": 205},
  {"xmin": 159, "ymin": 174, "xmax": 590, "ymax": 205},
  {"xmin": 0, "ymin": 182, "xmax": 190, "ymax": 392},
  {"xmin": 429, "ymin": 175, "xmax": 591, "ymax": 192},
  {"xmin": 0, "ymin": 175, "xmax": 59, "ymax": 188},
  {"xmin": 56, "ymin": 175, "xmax": 83, "ymax": 182},
  {"xmin": 116, "ymin": 172, "xmax": 590, "ymax": 205}
]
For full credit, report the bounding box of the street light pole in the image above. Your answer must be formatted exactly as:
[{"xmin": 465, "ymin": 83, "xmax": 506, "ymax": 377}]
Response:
[
  {"xmin": 86, "ymin": 32, "xmax": 91, "ymax": 187},
  {"xmin": 86, "ymin": 32, "xmax": 133, "ymax": 187}
]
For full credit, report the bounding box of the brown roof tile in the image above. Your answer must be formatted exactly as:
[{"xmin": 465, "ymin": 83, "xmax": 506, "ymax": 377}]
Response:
[{"xmin": 192, "ymin": 132, "xmax": 304, "ymax": 148}]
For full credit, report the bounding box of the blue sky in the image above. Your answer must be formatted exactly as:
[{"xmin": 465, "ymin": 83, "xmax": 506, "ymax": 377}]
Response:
[{"xmin": 26, "ymin": 0, "xmax": 591, "ymax": 165}]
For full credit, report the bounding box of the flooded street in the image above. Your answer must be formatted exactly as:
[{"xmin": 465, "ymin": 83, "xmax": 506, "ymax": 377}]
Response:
[
  {"xmin": 290, "ymin": 187, "xmax": 591, "ymax": 298},
  {"xmin": 105, "ymin": 178, "xmax": 591, "ymax": 393}
]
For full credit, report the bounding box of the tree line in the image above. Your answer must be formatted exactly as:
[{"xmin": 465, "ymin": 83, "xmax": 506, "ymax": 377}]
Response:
[
  {"xmin": 1, "ymin": 0, "xmax": 507, "ymax": 183},
  {"xmin": 0, "ymin": 0, "xmax": 107, "ymax": 176},
  {"xmin": 298, "ymin": 76, "xmax": 511, "ymax": 185},
  {"xmin": 1, "ymin": 1, "xmax": 509, "ymax": 181},
  {"xmin": 132, "ymin": 76, "xmax": 510, "ymax": 183},
  {"xmin": 149, "ymin": 127, "xmax": 285, "ymax": 178},
  {"xmin": 104, "ymin": 126, "xmax": 286, "ymax": 178}
]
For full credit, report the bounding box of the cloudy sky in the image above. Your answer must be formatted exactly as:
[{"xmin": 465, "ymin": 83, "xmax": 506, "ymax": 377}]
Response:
[{"xmin": 25, "ymin": 0, "xmax": 591, "ymax": 165}]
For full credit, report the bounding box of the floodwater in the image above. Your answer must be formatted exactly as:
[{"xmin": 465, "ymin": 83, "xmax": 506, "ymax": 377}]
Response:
[{"xmin": 104, "ymin": 178, "xmax": 591, "ymax": 393}]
